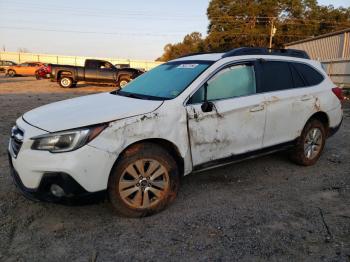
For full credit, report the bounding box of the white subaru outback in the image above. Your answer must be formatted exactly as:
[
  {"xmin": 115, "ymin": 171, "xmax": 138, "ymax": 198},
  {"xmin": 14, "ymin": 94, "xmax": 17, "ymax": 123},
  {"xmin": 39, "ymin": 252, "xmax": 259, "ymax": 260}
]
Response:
[{"xmin": 8, "ymin": 48, "xmax": 343, "ymax": 217}]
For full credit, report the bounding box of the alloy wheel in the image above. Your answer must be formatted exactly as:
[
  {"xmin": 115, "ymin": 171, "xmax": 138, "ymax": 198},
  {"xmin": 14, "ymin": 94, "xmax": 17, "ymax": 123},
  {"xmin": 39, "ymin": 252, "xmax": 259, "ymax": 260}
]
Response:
[
  {"xmin": 304, "ymin": 127, "xmax": 323, "ymax": 160},
  {"xmin": 118, "ymin": 159, "xmax": 170, "ymax": 209}
]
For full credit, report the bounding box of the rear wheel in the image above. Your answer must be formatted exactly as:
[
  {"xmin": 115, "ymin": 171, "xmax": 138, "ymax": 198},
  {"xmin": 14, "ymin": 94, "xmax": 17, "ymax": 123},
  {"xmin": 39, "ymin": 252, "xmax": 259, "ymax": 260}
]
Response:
[
  {"xmin": 108, "ymin": 143, "xmax": 180, "ymax": 217},
  {"xmin": 59, "ymin": 76, "xmax": 73, "ymax": 88},
  {"xmin": 8, "ymin": 70, "xmax": 16, "ymax": 77},
  {"xmin": 290, "ymin": 119, "xmax": 326, "ymax": 166}
]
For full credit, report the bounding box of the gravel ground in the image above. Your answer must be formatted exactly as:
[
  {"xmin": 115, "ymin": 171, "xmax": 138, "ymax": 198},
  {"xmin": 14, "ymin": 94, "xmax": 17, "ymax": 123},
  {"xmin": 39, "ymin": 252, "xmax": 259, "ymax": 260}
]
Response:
[{"xmin": 0, "ymin": 75, "xmax": 349, "ymax": 261}]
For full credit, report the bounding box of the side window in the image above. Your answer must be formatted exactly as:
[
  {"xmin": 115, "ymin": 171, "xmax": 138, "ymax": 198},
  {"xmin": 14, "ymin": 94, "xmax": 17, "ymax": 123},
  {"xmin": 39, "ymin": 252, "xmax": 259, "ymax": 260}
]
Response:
[
  {"xmin": 293, "ymin": 63, "xmax": 324, "ymax": 86},
  {"xmin": 99, "ymin": 62, "xmax": 113, "ymax": 69},
  {"xmin": 20, "ymin": 63, "xmax": 28, "ymax": 67},
  {"xmin": 260, "ymin": 61, "xmax": 293, "ymax": 92},
  {"xmin": 190, "ymin": 64, "xmax": 256, "ymax": 103},
  {"xmin": 289, "ymin": 63, "xmax": 306, "ymax": 88}
]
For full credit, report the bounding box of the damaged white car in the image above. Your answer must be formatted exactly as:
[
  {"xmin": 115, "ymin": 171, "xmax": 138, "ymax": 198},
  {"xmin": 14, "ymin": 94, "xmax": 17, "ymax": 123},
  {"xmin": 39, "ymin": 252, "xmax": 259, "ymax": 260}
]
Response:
[{"xmin": 8, "ymin": 48, "xmax": 343, "ymax": 217}]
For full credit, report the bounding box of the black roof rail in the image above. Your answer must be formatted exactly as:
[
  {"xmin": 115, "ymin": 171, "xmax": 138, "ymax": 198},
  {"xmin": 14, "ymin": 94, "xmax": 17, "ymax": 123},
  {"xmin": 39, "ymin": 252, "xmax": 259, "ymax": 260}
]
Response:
[{"xmin": 222, "ymin": 47, "xmax": 310, "ymax": 59}]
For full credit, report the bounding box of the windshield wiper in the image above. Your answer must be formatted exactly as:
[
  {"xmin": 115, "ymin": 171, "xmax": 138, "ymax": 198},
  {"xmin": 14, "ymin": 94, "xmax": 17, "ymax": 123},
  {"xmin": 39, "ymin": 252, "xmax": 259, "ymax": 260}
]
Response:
[{"xmin": 114, "ymin": 90, "xmax": 169, "ymax": 101}]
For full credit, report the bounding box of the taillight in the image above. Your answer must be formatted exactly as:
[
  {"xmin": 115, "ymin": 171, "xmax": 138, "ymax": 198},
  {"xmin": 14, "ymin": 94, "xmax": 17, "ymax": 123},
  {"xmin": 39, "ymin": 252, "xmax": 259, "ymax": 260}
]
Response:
[{"xmin": 332, "ymin": 87, "xmax": 344, "ymax": 102}]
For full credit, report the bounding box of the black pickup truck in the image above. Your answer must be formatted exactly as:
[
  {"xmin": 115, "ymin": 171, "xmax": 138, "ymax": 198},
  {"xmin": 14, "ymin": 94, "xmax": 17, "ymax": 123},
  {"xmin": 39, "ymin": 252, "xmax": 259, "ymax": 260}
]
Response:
[{"xmin": 50, "ymin": 59, "xmax": 144, "ymax": 88}]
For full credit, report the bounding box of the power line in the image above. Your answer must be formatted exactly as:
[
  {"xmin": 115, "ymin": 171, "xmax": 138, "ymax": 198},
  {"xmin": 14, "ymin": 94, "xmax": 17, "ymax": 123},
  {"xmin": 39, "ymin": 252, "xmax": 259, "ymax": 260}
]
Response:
[
  {"xmin": 0, "ymin": 26, "xmax": 191, "ymax": 37},
  {"xmin": 0, "ymin": 25, "xmax": 314, "ymax": 39}
]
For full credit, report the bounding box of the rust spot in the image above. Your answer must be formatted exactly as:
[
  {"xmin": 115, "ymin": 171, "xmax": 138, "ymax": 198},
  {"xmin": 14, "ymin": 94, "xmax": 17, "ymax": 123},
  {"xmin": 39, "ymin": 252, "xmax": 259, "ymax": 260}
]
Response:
[
  {"xmin": 124, "ymin": 143, "xmax": 143, "ymax": 156},
  {"xmin": 140, "ymin": 113, "xmax": 159, "ymax": 121},
  {"xmin": 314, "ymin": 97, "xmax": 321, "ymax": 111},
  {"xmin": 264, "ymin": 96, "xmax": 280, "ymax": 105}
]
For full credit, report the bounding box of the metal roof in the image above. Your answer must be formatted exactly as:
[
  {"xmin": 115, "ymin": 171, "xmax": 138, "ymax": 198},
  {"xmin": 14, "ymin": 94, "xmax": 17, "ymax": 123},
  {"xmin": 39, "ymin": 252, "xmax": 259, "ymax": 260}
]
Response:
[{"xmin": 285, "ymin": 28, "xmax": 350, "ymax": 46}]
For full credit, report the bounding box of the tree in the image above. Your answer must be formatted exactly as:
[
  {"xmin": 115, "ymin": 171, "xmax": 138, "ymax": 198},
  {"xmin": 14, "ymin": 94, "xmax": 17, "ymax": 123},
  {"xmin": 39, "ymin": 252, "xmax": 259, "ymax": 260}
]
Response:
[
  {"xmin": 205, "ymin": 0, "xmax": 350, "ymax": 52},
  {"xmin": 158, "ymin": 0, "xmax": 350, "ymax": 60},
  {"xmin": 156, "ymin": 32, "xmax": 206, "ymax": 61}
]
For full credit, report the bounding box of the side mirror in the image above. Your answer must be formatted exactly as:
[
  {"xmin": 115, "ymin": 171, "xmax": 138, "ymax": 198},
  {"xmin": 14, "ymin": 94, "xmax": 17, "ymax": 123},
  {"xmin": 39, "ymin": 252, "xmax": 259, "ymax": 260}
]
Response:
[
  {"xmin": 201, "ymin": 82, "xmax": 214, "ymax": 112},
  {"xmin": 201, "ymin": 101, "xmax": 214, "ymax": 112}
]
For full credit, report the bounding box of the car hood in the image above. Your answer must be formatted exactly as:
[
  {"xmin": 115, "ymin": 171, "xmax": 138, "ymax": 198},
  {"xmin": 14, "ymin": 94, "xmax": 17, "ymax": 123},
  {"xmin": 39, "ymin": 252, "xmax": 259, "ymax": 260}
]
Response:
[{"xmin": 23, "ymin": 92, "xmax": 163, "ymax": 132}]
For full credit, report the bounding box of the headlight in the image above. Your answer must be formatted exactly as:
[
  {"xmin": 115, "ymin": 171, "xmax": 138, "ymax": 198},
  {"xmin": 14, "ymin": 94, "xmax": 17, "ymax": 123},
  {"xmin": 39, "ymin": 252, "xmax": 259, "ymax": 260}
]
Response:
[{"xmin": 31, "ymin": 124, "xmax": 107, "ymax": 153}]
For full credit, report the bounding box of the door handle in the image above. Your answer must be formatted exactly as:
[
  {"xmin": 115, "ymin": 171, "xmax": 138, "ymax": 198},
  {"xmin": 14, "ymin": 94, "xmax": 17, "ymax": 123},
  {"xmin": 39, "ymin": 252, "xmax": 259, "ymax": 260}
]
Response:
[
  {"xmin": 250, "ymin": 104, "xmax": 265, "ymax": 112},
  {"xmin": 300, "ymin": 95, "xmax": 313, "ymax": 101}
]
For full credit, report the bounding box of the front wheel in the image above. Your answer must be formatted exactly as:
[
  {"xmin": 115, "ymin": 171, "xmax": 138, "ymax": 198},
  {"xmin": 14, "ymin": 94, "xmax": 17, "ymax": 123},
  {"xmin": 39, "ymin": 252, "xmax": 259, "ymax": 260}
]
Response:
[
  {"xmin": 118, "ymin": 76, "xmax": 131, "ymax": 88},
  {"xmin": 290, "ymin": 119, "xmax": 326, "ymax": 166},
  {"xmin": 59, "ymin": 76, "xmax": 73, "ymax": 88},
  {"xmin": 108, "ymin": 143, "xmax": 180, "ymax": 217},
  {"xmin": 7, "ymin": 70, "xmax": 16, "ymax": 77}
]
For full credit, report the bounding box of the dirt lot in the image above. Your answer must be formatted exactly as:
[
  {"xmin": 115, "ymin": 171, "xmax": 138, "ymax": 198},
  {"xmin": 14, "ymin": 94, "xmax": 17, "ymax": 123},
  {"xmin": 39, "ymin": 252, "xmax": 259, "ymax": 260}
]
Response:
[{"xmin": 0, "ymin": 74, "xmax": 349, "ymax": 261}]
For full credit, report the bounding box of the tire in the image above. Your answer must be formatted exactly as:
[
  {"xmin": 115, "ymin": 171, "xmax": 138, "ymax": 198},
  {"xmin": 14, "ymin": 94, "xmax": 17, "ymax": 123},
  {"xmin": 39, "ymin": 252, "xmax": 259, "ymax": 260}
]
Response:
[
  {"xmin": 8, "ymin": 70, "xmax": 16, "ymax": 77},
  {"xmin": 35, "ymin": 73, "xmax": 41, "ymax": 80},
  {"xmin": 290, "ymin": 119, "xmax": 326, "ymax": 166},
  {"xmin": 59, "ymin": 76, "xmax": 73, "ymax": 88},
  {"xmin": 108, "ymin": 142, "xmax": 180, "ymax": 217},
  {"xmin": 71, "ymin": 82, "xmax": 77, "ymax": 88},
  {"xmin": 118, "ymin": 75, "xmax": 131, "ymax": 88}
]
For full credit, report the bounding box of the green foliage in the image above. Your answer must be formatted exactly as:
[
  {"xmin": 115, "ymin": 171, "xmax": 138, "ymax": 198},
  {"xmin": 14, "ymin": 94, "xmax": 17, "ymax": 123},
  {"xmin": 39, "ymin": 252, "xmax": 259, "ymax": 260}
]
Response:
[
  {"xmin": 156, "ymin": 32, "xmax": 206, "ymax": 61},
  {"xmin": 158, "ymin": 0, "xmax": 350, "ymax": 61}
]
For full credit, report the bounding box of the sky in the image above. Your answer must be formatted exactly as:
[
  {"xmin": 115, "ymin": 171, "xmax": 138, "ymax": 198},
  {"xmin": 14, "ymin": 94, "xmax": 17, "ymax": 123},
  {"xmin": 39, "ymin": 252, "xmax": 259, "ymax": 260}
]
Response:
[{"xmin": 0, "ymin": 0, "xmax": 349, "ymax": 61}]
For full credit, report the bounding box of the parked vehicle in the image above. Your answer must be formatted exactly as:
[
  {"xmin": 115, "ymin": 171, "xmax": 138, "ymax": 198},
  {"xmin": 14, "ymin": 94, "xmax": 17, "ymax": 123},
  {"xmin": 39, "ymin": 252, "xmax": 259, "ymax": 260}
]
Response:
[
  {"xmin": 0, "ymin": 60, "xmax": 17, "ymax": 72},
  {"xmin": 8, "ymin": 48, "xmax": 343, "ymax": 217},
  {"xmin": 35, "ymin": 64, "xmax": 51, "ymax": 80},
  {"xmin": 50, "ymin": 59, "xmax": 144, "ymax": 88},
  {"xmin": 7, "ymin": 62, "xmax": 45, "ymax": 77}
]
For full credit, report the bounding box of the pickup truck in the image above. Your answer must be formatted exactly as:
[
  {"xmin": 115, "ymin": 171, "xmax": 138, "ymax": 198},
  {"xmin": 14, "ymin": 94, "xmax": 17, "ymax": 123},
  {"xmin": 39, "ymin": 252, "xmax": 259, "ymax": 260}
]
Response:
[{"xmin": 50, "ymin": 59, "xmax": 144, "ymax": 88}]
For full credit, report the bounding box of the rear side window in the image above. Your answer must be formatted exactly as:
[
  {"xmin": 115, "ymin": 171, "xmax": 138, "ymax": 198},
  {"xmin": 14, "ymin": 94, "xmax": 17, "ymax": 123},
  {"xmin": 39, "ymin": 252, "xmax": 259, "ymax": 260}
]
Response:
[
  {"xmin": 293, "ymin": 63, "xmax": 324, "ymax": 86},
  {"xmin": 260, "ymin": 61, "xmax": 293, "ymax": 92}
]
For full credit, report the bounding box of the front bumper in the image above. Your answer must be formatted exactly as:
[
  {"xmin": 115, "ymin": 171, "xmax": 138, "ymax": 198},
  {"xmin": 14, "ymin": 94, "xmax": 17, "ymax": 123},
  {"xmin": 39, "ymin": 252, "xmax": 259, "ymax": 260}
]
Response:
[
  {"xmin": 8, "ymin": 117, "xmax": 118, "ymax": 203},
  {"xmin": 8, "ymin": 153, "xmax": 106, "ymax": 204}
]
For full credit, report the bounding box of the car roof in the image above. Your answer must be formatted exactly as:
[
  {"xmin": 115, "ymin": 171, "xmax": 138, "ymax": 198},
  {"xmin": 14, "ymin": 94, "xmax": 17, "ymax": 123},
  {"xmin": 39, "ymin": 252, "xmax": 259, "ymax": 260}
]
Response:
[{"xmin": 170, "ymin": 47, "xmax": 311, "ymax": 63}]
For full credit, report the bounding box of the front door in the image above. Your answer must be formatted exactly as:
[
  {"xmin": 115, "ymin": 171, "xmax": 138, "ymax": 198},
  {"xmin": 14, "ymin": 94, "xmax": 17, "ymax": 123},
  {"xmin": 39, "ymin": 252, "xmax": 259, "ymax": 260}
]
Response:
[{"xmin": 186, "ymin": 62, "xmax": 266, "ymax": 168}]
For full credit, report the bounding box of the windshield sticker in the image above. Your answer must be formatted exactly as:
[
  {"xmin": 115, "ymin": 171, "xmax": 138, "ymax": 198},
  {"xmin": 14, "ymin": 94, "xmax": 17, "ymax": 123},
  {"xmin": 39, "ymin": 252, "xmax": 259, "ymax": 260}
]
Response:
[{"xmin": 177, "ymin": 64, "xmax": 199, "ymax": 69}]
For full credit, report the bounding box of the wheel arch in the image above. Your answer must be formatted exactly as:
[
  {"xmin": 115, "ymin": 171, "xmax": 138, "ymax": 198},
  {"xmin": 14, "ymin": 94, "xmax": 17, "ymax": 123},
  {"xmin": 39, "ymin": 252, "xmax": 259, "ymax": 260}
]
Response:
[
  {"xmin": 307, "ymin": 111, "xmax": 330, "ymax": 136},
  {"xmin": 113, "ymin": 138, "xmax": 185, "ymax": 178},
  {"xmin": 57, "ymin": 70, "xmax": 73, "ymax": 80},
  {"xmin": 117, "ymin": 72, "xmax": 132, "ymax": 82}
]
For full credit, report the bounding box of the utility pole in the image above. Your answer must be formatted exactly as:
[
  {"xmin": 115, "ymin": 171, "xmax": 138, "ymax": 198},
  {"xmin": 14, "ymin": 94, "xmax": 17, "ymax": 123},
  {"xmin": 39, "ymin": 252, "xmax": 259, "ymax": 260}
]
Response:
[{"xmin": 269, "ymin": 18, "xmax": 277, "ymax": 49}]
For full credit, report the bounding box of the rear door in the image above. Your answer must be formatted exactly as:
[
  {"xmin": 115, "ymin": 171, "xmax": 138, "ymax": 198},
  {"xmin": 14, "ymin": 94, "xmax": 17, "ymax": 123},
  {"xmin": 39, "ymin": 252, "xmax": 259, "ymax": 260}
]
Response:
[
  {"xmin": 258, "ymin": 60, "xmax": 321, "ymax": 147},
  {"xmin": 84, "ymin": 60, "xmax": 99, "ymax": 82}
]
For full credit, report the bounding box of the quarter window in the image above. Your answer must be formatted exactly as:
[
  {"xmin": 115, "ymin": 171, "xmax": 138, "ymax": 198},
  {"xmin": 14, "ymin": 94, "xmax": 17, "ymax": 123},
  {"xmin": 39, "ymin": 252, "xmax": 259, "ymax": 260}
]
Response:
[
  {"xmin": 190, "ymin": 64, "xmax": 256, "ymax": 103},
  {"xmin": 293, "ymin": 63, "xmax": 324, "ymax": 86}
]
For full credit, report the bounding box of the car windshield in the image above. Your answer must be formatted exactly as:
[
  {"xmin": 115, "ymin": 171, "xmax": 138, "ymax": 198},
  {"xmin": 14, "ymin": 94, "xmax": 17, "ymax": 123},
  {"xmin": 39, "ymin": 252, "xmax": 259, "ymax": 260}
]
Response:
[{"xmin": 117, "ymin": 61, "xmax": 212, "ymax": 100}]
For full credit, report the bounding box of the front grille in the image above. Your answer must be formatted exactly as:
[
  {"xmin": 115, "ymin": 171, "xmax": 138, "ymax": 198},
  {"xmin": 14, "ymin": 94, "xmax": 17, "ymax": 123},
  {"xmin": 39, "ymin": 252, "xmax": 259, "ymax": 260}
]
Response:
[{"xmin": 10, "ymin": 126, "xmax": 24, "ymax": 158}]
